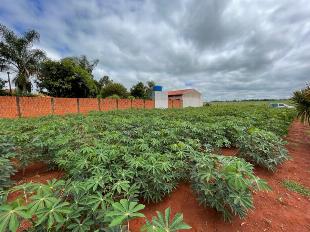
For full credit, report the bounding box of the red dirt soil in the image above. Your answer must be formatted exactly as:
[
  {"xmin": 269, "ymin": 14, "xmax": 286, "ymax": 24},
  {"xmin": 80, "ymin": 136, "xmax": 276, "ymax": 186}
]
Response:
[
  {"xmin": 130, "ymin": 121, "xmax": 310, "ymax": 232},
  {"xmin": 9, "ymin": 161, "xmax": 64, "ymax": 202},
  {"xmin": 11, "ymin": 161, "xmax": 50, "ymax": 180}
]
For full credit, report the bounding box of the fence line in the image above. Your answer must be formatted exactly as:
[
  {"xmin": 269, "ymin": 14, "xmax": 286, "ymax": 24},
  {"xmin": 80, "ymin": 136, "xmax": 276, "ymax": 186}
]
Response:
[{"xmin": 0, "ymin": 96, "xmax": 182, "ymax": 118}]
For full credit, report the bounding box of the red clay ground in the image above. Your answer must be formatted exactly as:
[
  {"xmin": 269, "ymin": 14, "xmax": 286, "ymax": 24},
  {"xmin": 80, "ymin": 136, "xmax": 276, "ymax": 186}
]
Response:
[
  {"xmin": 9, "ymin": 121, "xmax": 310, "ymax": 232},
  {"xmin": 9, "ymin": 161, "xmax": 64, "ymax": 202},
  {"xmin": 130, "ymin": 121, "xmax": 310, "ymax": 232}
]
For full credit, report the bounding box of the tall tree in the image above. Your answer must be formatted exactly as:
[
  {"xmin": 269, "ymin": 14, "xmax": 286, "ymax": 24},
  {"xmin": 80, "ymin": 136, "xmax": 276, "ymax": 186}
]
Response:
[
  {"xmin": 100, "ymin": 82, "xmax": 128, "ymax": 98},
  {"xmin": 98, "ymin": 75, "xmax": 113, "ymax": 87},
  {"xmin": 130, "ymin": 82, "xmax": 146, "ymax": 99},
  {"xmin": 63, "ymin": 55, "xmax": 99, "ymax": 75},
  {"xmin": 37, "ymin": 59, "xmax": 98, "ymax": 97},
  {"xmin": 145, "ymin": 81, "xmax": 155, "ymax": 99},
  {"xmin": 0, "ymin": 24, "xmax": 46, "ymax": 93},
  {"xmin": 95, "ymin": 75, "xmax": 113, "ymax": 91},
  {"xmin": 130, "ymin": 81, "xmax": 155, "ymax": 99}
]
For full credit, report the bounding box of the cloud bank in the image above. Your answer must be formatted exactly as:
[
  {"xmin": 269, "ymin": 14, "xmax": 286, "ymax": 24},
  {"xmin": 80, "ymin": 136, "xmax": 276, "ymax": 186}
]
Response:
[{"xmin": 0, "ymin": 0, "xmax": 309, "ymax": 100}]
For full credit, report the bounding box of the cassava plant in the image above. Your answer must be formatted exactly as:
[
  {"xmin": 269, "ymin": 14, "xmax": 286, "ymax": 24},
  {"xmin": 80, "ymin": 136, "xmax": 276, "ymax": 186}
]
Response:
[
  {"xmin": 0, "ymin": 157, "xmax": 16, "ymax": 194},
  {"xmin": 190, "ymin": 153, "xmax": 270, "ymax": 221},
  {"xmin": 1, "ymin": 179, "xmax": 190, "ymax": 232},
  {"xmin": 0, "ymin": 102, "xmax": 296, "ymax": 226},
  {"xmin": 142, "ymin": 207, "xmax": 191, "ymax": 232},
  {"xmin": 237, "ymin": 128, "xmax": 289, "ymax": 172}
]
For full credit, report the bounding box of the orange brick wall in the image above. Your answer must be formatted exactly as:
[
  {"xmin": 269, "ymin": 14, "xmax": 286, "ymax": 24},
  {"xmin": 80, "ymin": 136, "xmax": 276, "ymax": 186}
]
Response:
[
  {"xmin": 145, "ymin": 100, "xmax": 155, "ymax": 109},
  {"xmin": 79, "ymin": 98, "xmax": 99, "ymax": 114},
  {"xmin": 0, "ymin": 96, "xmax": 18, "ymax": 118},
  {"xmin": 20, "ymin": 97, "xmax": 52, "ymax": 117},
  {"xmin": 101, "ymin": 99, "xmax": 117, "ymax": 111},
  {"xmin": 0, "ymin": 96, "xmax": 156, "ymax": 118},
  {"xmin": 53, "ymin": 98, "xmax": 78, "ymax": 115},
  {"xmin": 118, "ymin": 99, "xmax": 132, "ymax": 110},
  {"xmin": 132, "ymin": 99, "xmax": 144, "ymax": 109}
]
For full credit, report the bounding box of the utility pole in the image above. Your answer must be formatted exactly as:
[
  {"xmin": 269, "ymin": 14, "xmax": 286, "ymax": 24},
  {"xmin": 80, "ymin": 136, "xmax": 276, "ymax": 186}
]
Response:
[{"xmin": 7, "ymin": 72, "xmax": 12, "ymax": 94}]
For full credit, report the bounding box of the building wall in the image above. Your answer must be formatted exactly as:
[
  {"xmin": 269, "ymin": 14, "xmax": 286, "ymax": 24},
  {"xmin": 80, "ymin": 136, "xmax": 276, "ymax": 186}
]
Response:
[
  {"xmin": 182, "ymin": 92, "xmax": 203, "ymax": 107},
  {"xmin": 153, "ymin": 91, "xmax": 168, "ymax": 108}
]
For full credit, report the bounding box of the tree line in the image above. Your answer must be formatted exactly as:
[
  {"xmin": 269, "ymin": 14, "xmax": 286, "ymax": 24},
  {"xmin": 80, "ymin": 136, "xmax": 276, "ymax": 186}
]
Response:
[{"xmin": 0, "ymin": 24, "xmax": 155, "ymax": 99}]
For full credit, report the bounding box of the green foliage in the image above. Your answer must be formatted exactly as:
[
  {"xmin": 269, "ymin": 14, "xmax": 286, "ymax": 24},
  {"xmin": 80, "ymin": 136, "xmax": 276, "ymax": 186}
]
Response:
[
  {"xmin": 191, "ymin": 153, "xmax": 270, "ymax": 221},
  {"xmin": 37, "ymin": 59, "xmax": 98, "ymax": 97},
  {"xmin": 35, "ymin": 200, "xmax": 71, "ymax": 230},
  {"xmin": 0, "ymin": 23, "xmax": 46, "ymax": 94},
  {"xmin": 0, "ymin": 157, "xmax": 15, "ymax": 193},
  {"xmin": 292, "ymin": 85, "xmax": 310, "ymax": 124},
  {"xmin": 0, "ymin": 200, "xmax": 30, "ymax": 232},
  {"xmin": 142, "ymin": 208, "xmax": 191, "ymax": 232},
  {"xmin": 98, "ymin": 75, "xmax": 113, "ymax": 87},
  {"xmin": 106, "ymin": 199, "xmax": 144, "ymax": 228},
  {"xmin": 130, "ymin": 81, "xmax": 155, "ymax": 99},
  {"xmin": 0, "ymin": 103, "xmax": 295, "ymax": 225},
  {"xmin": 64, "ymin": 55, "xmax": 99, "ymax": 74},
  {"xmin": 130, "ymin": 82, "xmax": 146, "ymax": 99},
  {"xmin": 107, "ymin": 94, "xmax": 121, "ymax": 99},
  {"xmin": 1, "ymin": 180, "xmax": 149, "ymax": 232},
  {"xmin": 282, "ymin": 180, "xmax": 310, "ymax": 197},
  {"xmin": 100, "ymin": 82, "xmax": 129, "ymax": 98},
  {"xmin": 238, "ymin": 128, "xmax": 289, "ymax": 172}
]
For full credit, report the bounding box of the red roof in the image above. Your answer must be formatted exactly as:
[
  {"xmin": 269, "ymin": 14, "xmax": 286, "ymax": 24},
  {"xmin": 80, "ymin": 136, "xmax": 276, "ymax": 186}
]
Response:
[{"xmin": 166, "ymin": 89, "xmax": 196, "ymax": 96}]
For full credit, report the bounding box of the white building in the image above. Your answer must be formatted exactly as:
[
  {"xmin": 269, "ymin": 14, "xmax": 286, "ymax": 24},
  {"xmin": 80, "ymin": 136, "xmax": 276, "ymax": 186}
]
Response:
[
  {"xmin": 166, "ymin": 89, "xmax": 203, "ymax": 107},
  {"xmin": 152, "ymin": 90, "xmax": 168, "ymax": 108}
]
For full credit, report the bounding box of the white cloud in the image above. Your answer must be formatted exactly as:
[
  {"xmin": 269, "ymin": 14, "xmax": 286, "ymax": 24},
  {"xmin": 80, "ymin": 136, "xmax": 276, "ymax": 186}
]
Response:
[{"xmin": 0, "ymin": 0, "xmax": 310, "ymax": 100}]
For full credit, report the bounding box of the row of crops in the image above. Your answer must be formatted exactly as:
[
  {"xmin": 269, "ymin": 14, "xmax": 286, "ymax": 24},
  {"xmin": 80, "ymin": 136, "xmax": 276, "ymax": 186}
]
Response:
[{"xmin": 0, "ymin": 104, "xmax": 295, "ymax": 231}]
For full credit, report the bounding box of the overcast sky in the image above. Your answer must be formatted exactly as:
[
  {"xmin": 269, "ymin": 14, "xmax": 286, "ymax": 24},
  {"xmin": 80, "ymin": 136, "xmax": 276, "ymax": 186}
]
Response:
[{"xmin": 0, "ymin": 0, "xmax": 309, "ymax": 100}]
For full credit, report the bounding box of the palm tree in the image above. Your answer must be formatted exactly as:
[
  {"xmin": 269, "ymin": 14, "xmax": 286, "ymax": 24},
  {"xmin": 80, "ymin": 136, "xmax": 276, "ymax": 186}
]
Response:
[
  {"xmin": 0, "ymin": 24, "xmax": 46, "ymax": 94},
  {"xmin": 292, "ymin": 84, "xmax": 310, "ymax": 124}
]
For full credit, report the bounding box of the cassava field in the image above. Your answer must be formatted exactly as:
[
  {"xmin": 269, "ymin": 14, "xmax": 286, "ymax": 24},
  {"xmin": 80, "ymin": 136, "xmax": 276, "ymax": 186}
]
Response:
[{"xmin": 1, "ymin": 103, "xmax": 309, "ymax": 232}]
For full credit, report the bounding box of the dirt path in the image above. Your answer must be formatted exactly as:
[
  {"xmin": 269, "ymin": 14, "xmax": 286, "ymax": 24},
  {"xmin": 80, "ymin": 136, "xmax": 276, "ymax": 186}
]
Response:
[{"xmin": 131, "ymin": 121, "xmax": 310, "ymax": 232}]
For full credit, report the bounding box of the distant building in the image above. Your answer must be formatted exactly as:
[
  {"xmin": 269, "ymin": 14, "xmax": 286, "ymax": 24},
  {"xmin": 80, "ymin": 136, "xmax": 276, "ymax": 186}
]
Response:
[
  {"xmin": 152, "ymin": 86, "xmax": 203, "ymax": 108},
  {"xmin": 166, "ymin": 89, "xmax": 203, "ymax": 107}
]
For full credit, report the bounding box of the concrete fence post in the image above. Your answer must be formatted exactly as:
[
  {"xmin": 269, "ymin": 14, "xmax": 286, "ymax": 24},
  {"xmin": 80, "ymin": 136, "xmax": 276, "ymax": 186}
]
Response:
[{"xmin": 16, "ymin": 96, "xmax": 21, "ymax": 118}]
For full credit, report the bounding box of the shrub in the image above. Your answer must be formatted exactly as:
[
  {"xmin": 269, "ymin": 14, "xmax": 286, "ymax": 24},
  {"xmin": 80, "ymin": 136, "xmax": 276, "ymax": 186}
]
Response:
[
  {"xmin": 191, "ymin": 153, "xmax": 270, "ymax": 221},
  {"xmin": 292, "ymin": 85, "xmax": 310, "ymax": 124},
  {"xmin": 238, "ymin": 128, "xmax": 289, "ymax": 172}
]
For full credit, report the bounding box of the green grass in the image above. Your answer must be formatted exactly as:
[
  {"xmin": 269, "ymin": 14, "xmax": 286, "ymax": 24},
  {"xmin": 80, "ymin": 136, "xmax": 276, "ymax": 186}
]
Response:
[{"xmin": 282, "ymin": 180, "xmax": 310, "ymax": 197}]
